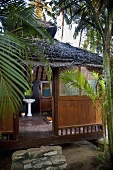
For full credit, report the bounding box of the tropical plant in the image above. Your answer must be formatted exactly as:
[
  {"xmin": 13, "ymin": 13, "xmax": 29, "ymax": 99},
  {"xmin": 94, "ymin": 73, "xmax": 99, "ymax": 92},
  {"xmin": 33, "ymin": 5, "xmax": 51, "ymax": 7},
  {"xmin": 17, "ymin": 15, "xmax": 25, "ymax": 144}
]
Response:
[
  {"xmin": 1, "ymin": 0, "xmax": 52, "ymax": 38},
  {"xmin": 60, "ymin": 69, "xmax": 98, "ymax": 101},
  {"xmin": 51, "ymin": 0, "xmax": 113, "ymax": 163},
  {"xmin": 95, "ymin": 153, "xmax": 113, "ymax": 169},
  {"xmin": 0, "ymin": 0, "xmax": 53, "ymax": 118},
  {"xmin": 0, "ymin": 31, "xmax": 29, "ymax": 118}
]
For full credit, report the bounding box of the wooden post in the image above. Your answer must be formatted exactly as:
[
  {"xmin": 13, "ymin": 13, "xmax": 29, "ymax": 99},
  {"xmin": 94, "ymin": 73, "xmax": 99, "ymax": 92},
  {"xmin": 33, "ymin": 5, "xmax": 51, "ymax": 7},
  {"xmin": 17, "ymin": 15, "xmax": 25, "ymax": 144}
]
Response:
[
  {"xmin": 52, "ymin": 67, "xmax": 59, "ymax": 136},
  {"xmin": 13, "ymin": 112, "xmax": 19, "ymax": 140}
]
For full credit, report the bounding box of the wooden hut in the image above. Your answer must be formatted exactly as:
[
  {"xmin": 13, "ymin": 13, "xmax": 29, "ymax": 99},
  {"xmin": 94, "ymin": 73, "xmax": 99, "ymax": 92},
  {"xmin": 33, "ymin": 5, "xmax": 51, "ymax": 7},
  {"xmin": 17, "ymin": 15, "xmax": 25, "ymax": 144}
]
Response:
[{"xmin": 0, "ymin": 39, "xmax": 103, "ymax": 151}]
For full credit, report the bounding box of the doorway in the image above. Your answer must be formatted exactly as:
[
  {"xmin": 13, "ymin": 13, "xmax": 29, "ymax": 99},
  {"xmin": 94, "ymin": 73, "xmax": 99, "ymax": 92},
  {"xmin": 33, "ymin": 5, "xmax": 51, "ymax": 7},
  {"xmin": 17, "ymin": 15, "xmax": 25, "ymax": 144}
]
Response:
[{"xmin": 19, "ymin": 80, "xmax": 52, "ymax": 139}]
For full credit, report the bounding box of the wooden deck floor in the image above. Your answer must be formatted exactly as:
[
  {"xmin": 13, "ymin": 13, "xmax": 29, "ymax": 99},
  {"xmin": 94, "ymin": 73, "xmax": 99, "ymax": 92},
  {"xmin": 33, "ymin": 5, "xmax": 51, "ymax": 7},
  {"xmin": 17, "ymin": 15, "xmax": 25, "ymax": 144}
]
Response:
[
  {"xmin": 0, "ymin": 114, "xmax": 103, "ymax": 152},
  {"xmin": 19, "ymin": 114, "xmax": 52, "ymax": 139}
]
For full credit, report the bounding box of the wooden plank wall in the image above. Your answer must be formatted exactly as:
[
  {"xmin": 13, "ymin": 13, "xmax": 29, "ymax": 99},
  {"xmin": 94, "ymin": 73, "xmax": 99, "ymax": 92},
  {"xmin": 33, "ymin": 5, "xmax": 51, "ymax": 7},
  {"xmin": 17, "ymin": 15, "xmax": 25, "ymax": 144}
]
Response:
[
  {"xmin": 0, "ymin": 112, "xmax": 19, "ymax": 141},
  {"xmin": 58, "ymin": 96, "xmax": 102, "ymax": 128},
  {"xmin": 0, "ymin": 113, "xmax": 13, "ymax": 140},
  {"xmin": 0, "ymin": 114, "xmax": 13, "ymax": 131}
]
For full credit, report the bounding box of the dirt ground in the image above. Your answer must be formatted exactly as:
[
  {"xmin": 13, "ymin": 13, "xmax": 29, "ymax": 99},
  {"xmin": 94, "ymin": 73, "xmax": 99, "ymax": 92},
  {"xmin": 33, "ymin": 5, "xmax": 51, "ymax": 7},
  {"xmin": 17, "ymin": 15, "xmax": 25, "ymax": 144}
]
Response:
[
  {"xmin": 0, "ymin": 140, "xmax": 103, "ymax": 170},
  {"xmin": 62, "ymin": 140, "xmax": 103, "ymax": 170}
]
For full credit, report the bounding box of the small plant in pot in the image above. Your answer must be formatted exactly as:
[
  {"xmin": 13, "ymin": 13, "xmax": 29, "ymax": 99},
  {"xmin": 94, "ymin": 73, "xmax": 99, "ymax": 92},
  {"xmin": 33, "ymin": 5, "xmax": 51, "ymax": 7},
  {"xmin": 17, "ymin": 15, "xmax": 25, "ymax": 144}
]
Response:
[
  {"xmin": 21, "ymin": 86, "xmax": 33, "ymax": 117},
  {"xmin": 24, "ymin": 85, "xmax": 33, "ymax": 99},
  {"xmin": 24, "ymin": 89, "xmax": 32, "ymax": 99}
]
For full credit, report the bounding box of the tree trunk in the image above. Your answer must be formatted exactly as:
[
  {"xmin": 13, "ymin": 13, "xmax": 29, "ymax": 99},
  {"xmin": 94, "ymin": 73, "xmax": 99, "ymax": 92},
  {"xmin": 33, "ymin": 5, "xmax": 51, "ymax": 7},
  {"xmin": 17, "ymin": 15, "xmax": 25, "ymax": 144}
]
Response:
[
  {"xmin": 103, "ymin": 32, "xmax": 113, "ymax": 163},
  {"xmin": 104, "ymin": 49, "xmax": 113, "ymax": 158}
]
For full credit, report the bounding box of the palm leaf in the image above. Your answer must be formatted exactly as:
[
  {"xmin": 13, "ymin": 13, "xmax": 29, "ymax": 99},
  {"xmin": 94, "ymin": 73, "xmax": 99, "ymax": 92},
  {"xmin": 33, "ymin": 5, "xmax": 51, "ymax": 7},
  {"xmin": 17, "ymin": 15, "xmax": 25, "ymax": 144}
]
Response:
[
  {"xmin": 0, "ymin": 32, "xmax": 29, "ymax": 118},
  {"xmin": 2, "ymin": 1, "xmax": 53, "ymax": 40},
  {"xmin": 60, "ymin": 69, "xmax": 97, "ymax": 101},
  {"xmin": 0, "ymin": 1, "xmax": 53, "ymax": 118}
]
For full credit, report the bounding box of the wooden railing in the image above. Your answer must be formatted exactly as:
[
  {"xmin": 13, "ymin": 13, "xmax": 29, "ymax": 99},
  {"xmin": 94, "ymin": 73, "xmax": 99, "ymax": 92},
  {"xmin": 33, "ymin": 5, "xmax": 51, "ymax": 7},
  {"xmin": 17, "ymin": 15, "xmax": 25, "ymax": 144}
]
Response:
[{"xmin": 58, "ymin": 123, "xmax": 102, "ymax": 136}]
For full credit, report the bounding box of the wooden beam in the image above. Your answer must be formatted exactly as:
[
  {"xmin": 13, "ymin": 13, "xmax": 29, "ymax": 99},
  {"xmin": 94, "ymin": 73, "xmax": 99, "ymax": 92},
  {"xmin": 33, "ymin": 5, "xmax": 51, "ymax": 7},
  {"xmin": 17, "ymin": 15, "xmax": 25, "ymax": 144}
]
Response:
[
  {"xmin": 0, "ymin": 131, "xmax": 102, "ymax": 152},
  {"xmin": 36, "ymin": 66, "xmax": 39, "ymax": 81},
  {"xmin": 46, "ymin": 74, "xmax": 48, "ymax": 81},
  {"xmin": 52, "ymin": 67, "xmax": 59, "ymax": 136},
  {"xmin": 41, "ymin": 67, "xmax": 44, "ymax": 81},
  {"xmin": 13, "ymin": 112, "xmax": 19, "ymax": 140}
]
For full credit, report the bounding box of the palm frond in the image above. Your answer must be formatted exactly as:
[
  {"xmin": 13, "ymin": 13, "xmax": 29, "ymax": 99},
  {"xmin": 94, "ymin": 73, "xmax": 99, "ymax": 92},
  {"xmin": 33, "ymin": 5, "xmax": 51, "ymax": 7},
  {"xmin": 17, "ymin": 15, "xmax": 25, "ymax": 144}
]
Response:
[
  {"xmin": 0, "ymin": 0, "xmax": 54, "ymax": 119},
  {"xmin": 0, "ymin": 32, "xmax": 29, "ymax": 118},
  {"xmin": 60, "ymin": 69, "xmax": 98, "ymax": 101},
  {"xmin": 2, "ymin": 1, "xmax": 53, "ymax": 40}
]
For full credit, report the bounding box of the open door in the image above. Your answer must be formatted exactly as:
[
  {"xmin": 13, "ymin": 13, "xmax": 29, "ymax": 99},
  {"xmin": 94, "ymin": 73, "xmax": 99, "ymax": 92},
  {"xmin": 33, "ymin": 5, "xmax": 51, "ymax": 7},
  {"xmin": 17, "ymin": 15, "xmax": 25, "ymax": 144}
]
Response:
[{"xmin": 39, "ymin": 81, "xmax": 52, "ymax": 114}]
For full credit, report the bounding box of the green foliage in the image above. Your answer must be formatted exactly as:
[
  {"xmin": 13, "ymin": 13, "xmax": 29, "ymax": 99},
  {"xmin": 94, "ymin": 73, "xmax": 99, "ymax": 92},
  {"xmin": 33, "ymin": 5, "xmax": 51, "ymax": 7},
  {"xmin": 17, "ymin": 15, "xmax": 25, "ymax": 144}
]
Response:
[
  {"xmin": 60, "ymin": 69, "xmax": 98, "ymax": 101},
  {"xmin": 95, "ymin": 153, "xmax": 113, "ymax": 169},
  {"xmin": 82, "ymin": 28, "xmax": 103, "ymax": 53},
  {"xmin": 51, "ymin": 0, "xmax": 112, "ymax": 53},
  {"xmin": 92, "ymin": 72, "xmax": 106, "ymax": 94},
  {"xmin": 24, "ymin": 88, "xmax": 32, "ymax": 98},
  {"xmin": 0, "ymin": 31, "xmax": 29, "ymax": 118},
  {"xmin": 2, "ymin": 1, "xmax": 52, "ymax": 39},
  {"xmin": 0, "ymin": 0, "xmax": 53, "ymax": 118},
  {"xmin": 92, "ymin": 72, "xmax": 108, "ymax": 112}
]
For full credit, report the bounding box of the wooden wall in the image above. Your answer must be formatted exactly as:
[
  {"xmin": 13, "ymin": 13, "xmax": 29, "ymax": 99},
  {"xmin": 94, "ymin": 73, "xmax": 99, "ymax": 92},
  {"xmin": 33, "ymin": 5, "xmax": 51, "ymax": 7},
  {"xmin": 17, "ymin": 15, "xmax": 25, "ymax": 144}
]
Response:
[
  {"xmin": 0, "ymin": 113, "xmax": 13, "ymax": 140},
  {"xmin": 0, "ymin": 113, "xmax": 19, "ymax": 141},
  {"xmin": 58, "ymin": 96, "xmax": 102, "ymax": 128}
]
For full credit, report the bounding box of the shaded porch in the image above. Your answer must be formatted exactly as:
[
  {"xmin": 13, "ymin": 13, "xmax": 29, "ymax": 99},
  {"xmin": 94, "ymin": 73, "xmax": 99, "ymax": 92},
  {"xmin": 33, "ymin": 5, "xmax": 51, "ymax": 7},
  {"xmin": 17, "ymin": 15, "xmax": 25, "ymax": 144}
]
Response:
[
  {"xmin": 19, "ymin": 112, "xmax": 102, "ymax": 139},
  {"xmin": 0, "ymin": 110, "xmax": 103, "ymax": 152},
  {"xmin": 19, "ymin": 114, "xmax": 52, "ymax": 139}
]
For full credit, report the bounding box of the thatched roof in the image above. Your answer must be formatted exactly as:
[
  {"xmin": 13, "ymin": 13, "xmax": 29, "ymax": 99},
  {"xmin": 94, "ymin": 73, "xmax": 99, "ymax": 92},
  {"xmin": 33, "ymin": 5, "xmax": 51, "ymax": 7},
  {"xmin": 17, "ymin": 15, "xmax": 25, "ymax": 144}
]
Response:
[{"xmin": 27, "ymin": 39, "xmax": 103, "ymax": 68}]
